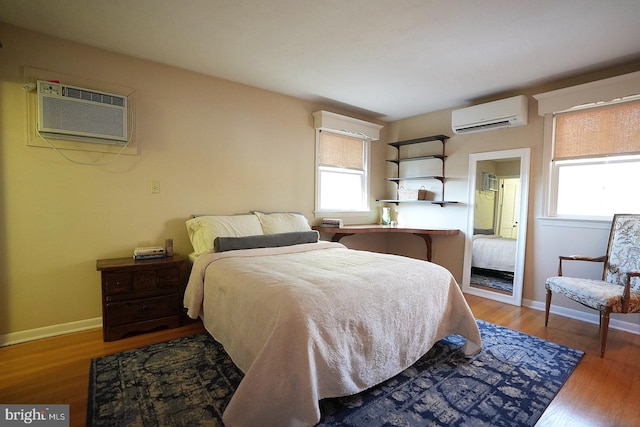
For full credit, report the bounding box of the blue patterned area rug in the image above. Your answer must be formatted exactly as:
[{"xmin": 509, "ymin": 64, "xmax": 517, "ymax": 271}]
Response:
[{"xmin": 87, "ymin": 320, "xmax": 583, "ymax": 426}]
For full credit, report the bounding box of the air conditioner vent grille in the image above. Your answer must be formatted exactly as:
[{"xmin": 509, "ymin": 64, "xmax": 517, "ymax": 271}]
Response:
[
  {"xmin": 456, "ymin": 120, "xmax": 512, "ymax": 133},
  {"xmin": 64, "ymin": 87, "xmax": 126, "ymax": 107}
]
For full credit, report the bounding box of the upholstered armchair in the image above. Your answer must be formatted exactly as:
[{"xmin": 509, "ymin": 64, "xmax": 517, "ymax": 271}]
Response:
[{"xmin": 545, "ymin": 214, "xmax": 640, "ymax": 357}]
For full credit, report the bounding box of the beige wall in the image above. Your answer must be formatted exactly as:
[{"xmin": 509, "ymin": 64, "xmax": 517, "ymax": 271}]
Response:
[{"xmin": 0, "ymin": 24, "xmax": 388, "ymax": 339}]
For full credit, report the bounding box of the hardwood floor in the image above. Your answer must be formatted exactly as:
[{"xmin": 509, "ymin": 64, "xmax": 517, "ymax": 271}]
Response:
[
  {"xmin": 0, "ymin": 320, "xmax": 206, "ymax": 427},
  {"xmin": 1, "ymin": 296, "xmax": 638, "ymax": 427},
  {"xmin": 469, "ymin": 295, "xmax": 640, "ymax": 427}
]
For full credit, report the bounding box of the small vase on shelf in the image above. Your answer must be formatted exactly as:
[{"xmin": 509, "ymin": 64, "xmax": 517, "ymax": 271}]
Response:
[{"xmin": 380, "ymin": 207, "xmax": 391, "ymax": 225}]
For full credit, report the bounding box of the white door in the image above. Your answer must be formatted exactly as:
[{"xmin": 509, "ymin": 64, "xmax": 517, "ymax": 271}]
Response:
[{"xmin": 498, "ymin": 178, "xmax": 520, "ymax": 238}]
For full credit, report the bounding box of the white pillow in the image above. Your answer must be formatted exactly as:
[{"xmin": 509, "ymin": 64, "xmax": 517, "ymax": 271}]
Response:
[
  {"xmin": 186, "ymin": 215, "xmax": 264, "ymax": 254},
  {"xmin": 254, "ymin": 211, "xmax": 311, "ymax": 234}
]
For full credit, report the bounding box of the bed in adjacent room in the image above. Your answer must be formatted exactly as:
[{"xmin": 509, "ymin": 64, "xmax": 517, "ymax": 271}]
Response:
[{"xmin": 183, "ymin": 212, "xmax": 482, "ymax": 427}]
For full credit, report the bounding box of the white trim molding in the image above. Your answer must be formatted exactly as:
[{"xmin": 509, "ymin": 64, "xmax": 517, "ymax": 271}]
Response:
[
  {"xmin": 0, "ymin": 317, "xmax": 102, "ymax": 347},
  {"xmin": 537, "ymin": 217, "xmax": 612, "ymax": 230}
]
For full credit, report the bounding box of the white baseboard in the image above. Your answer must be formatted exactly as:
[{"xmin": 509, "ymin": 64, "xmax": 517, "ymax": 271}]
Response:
[
  {"xmin": 523, "ymin": 298, "xmax": 640, "ymax": 336},
  {"xmin": 0, "ymin": 317, "xmax": 103, "ymax": 347}
]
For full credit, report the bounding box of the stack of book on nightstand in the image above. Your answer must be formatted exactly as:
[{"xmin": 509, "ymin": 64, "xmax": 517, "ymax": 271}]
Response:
[
  {"xmin": 133, "ymin": 246, "xmax": 165, "ymax": 260},
  {"xmin": 321, "ymin": 218, "xmax": 343, "ymax": 228}
]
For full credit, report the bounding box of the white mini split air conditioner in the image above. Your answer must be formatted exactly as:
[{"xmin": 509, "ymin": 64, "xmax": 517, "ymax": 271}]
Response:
[
  {"xmin": 451, "ymin": 95, "xmax": 528, "ymax": 134},
  {"xmin": 37, "ymin": 80, "xmax": 128, "ymax": 145}
]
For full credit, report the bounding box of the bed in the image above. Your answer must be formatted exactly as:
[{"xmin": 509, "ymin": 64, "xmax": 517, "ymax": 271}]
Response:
[
  {"xmin": 472, "ymin": 233, "xmax": 517, "ymax": 273},
  {"xmin": 184, "ymin": 213, "xmax": 482, "ymax": 427}
]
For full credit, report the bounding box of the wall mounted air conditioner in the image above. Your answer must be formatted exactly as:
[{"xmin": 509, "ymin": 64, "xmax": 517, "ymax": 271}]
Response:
[
  {"xmin": 481, "ymin": 172, "xmax": 498, "ymax": 192},
  {"xmin": 451, "ymin": 95, "xmax": 528, "ymax": 134},
  {"xmin": 37, "ymin": 80, "xmax": 128, "ymax": 145}
]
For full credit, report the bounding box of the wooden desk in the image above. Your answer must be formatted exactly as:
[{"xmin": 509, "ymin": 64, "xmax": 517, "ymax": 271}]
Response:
[{"xmin": 312, "ymin": 225, "xmax": 459, "ymax": 262}]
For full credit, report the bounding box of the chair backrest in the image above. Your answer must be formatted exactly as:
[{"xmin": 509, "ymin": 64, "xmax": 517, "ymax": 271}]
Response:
[{"xmin": 604, "ymin": 214, "xmax": 640, "ymax": 290}]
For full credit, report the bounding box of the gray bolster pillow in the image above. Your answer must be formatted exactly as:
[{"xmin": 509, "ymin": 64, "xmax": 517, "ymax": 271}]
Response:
[{"xmin": 214, "ymin": 230, "xmax": 319, "ymax": 252}]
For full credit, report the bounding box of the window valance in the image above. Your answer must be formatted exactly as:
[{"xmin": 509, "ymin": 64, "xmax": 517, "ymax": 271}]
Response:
[
  {"xmin": 312, "ymin": 110, "xmax": 383, "ymax": 141},
  {"xmin": 534, "ymin": 71, "xmax": 640, "ymax": 116}
]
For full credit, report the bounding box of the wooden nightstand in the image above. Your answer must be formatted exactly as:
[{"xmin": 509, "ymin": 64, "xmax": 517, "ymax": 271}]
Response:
[{"xmin": 96, "ymin": 254, "xmax": 185, "ymax": 341}]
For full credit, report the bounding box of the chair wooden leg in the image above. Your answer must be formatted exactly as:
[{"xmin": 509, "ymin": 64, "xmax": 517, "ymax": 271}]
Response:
[
  {"xmin": 599, "ymin": 309, "xmax": 611, "ymax": 357},
  {"xmin": 545, "ymin": 289, "xmax": 552, "ymax": 327}
]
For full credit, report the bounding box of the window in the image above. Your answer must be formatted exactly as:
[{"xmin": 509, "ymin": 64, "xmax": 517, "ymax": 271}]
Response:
[
  {"xmin": 534, "ymin": 71, "xmax": 640, "ymax": 221},
  {"xmin": 549, "ymin": 99, "xmax": 640, "ymax": 219},
  {"xmin": 312, "ymin": 111, "xmax": 383, "ymax": 214},
  {"xmin": 317, "ymin": 131, "xmax": 368, "ymax": 211}
]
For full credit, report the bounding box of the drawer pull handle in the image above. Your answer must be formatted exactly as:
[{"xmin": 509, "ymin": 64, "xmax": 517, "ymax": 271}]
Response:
[{"xmin": 139, "ymin": 304, "xmax": 153, "ymax": 314}]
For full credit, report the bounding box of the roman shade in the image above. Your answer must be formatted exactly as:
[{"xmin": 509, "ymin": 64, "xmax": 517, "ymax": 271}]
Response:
[
  {"xmin": 553, "ymin": 100, "xmax": 640, "ymax": 160},
  {"xmin": 318, "ymin": 131, "xmax": 364, "ymax": 170}
]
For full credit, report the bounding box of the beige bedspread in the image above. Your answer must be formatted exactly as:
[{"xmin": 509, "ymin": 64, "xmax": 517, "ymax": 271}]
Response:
[{"xmin": 184, "ymin": 241, "xmax": 482, "ymax": 427}]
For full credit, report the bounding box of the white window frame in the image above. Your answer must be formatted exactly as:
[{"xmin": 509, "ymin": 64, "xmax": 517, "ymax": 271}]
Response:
[
  {"xmin": 534, "ymin": 71, "xmax": 640, "ymax": 226},
  {"xmin": 312, "ymin": 111, "xmax": 383, "ymax": 216},
  {"xmin": 549, "ymin": 151, "xmax": 640, "ymax": 220}
]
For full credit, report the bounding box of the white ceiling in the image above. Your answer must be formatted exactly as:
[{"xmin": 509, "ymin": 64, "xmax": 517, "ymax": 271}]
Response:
[{"xmin": 2, "ymin": 0, "xmax": 640, "ymax": 121}]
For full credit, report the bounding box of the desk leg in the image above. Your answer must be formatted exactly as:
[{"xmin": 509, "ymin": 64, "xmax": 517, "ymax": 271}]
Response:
[
  {"xmin": 413, "ymin": 233, "xmax": 432, "ymax": 262},
  {"xmin": 331, "ymin": 233, "xmax": 355, "ymax": 242}
]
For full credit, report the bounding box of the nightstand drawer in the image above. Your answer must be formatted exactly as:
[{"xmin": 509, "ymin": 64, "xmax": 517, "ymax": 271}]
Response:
[
  {"xmin": 106, "ymin": 295, "xmax": 180, "ymax": 326},
  {"xmin": 157, "ymin": 267, "xmax": 180, "ymax": 287},
  {"xmin": 104, "ymin": 268, "xmax": 180, "ymax": 298},
  {"xmin": 104, "ymin": 272, "xmax": 132, "ymax": 295},
  {"xmin": 133, "ymin": 270, "xmax": 157, "ymax": 291}
]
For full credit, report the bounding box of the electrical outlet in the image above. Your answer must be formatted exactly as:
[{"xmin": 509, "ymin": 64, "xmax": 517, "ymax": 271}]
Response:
[{"xmin": 151, "ymin": 180, "xmax": 160, "ymax": 194}]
